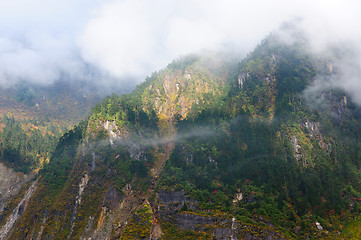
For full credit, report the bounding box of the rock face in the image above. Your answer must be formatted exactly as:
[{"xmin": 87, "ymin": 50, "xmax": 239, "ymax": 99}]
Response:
[
  {"xmin": 159, "ymin": 191, "xmax": 186, "ymax": 203},
  {"xmin": 68, "ymin": 174, "xmax": 89, "ymax": 237},
  {"xmin": 158, "ymin": 191, "xmax": 198, "ymax": 216},
  {"xmin": 0, "ymin": 180, "xmax": 37, "ymax": 240},
  {"xmin": 0, "ymin": 162, "xmax": 32, "ymax": 213},
  {"xmin": 103, "ymin": 185, "xmax": 123, "ymax": 211},
  {"xmin": 175, "ymin": 213, "xmax": 218, "ymax": 230},
  {"xmin": 103, "ymin": 120, "xmax": 147, "ymax": 161},
  {"xmin": 79, "ymin": 185, "xmax": 124, "ymax": 240},
  {"xmin": 156, "ymin": 190, "xmax": 287, "ymax": 239}
]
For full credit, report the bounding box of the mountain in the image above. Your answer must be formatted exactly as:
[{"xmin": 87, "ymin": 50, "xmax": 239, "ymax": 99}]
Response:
[
  {"xmin": 0, "ymin": 79, "xmax": 102, "ymax": 230},
  {"xmin": 0, "ymin": 79, "xmax": 102, "ymax": 122},
  {"xmin": 1, "ymin": 34, "xmax": 361, "ymax": 239},
  {"xmin": 0, "ymin": 79, "xmax": 103, "ymax": 172}
]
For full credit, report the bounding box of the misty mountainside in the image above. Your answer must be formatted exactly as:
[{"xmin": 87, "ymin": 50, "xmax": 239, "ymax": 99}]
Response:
[
  {"xmin": 0, "ymin": 79, "xmax": 103, "ymax": 173},
  {"xmin": 0, "ymin": 79, "xmax": 102, "ymax": 122},
  {"xmin": 2, "ymin": 34, "xmax": 361, "ymax": 240}
]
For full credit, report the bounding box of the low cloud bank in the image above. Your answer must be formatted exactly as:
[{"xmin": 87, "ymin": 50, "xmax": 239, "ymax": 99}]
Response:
[{"xmin": 0, "ymin": 0, "xmax": 360, "ymax": 99}]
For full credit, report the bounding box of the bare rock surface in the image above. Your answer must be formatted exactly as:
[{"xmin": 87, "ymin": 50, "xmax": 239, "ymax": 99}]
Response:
[{"xmin": 0, "ymin": 162, "xmax": 32, "ymax": 213}]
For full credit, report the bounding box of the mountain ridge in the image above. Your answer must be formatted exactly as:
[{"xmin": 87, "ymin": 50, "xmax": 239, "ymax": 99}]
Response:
[{"xmin": 1, "ymin": 33, "xmax": 361, "ymax": 239}]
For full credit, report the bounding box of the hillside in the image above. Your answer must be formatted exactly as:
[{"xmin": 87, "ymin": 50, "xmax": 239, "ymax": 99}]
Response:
[
  {"xmin": 1, "ymin": 34, "xmax": 361, "ymax": 239},
  {"xmin": 0, "ymin": 79, "xmax": 103, "ymax": 172},
  {"xmin": 0, "ymin": 80, "xmax": 101, "ymax": 123}
]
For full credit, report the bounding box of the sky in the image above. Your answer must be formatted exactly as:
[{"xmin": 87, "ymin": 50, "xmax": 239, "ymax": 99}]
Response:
[{"xmin": 0, "ymin": 0, "xmax": 360, "ymax": 96}]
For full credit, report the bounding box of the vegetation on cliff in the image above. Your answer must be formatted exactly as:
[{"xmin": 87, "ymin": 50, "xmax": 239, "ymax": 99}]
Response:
[{"xmin": 3, "ymin": 34, "xmax": 361, "ymax": 239}]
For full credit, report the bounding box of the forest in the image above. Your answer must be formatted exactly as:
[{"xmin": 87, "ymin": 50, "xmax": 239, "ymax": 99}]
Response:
[{"xmin": 0, "ymin": 114, "xmax": 65, "ymax": 172}]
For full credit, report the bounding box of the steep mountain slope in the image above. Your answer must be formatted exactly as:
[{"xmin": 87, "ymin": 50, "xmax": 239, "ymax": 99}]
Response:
[
  {"xmin": 2, "ymin": 34, "xmax": 361, "ymax": 239},
  {"xmin": 0, "ymin": 80, "xmax": 103, "ymax": 237},
  {"xmin": 157, "ymin": 36, "xmax": 358, "ymax": 239},
  {"xmin": 0, "ymin": 55, "xmax": 230, "ymax": 240}
]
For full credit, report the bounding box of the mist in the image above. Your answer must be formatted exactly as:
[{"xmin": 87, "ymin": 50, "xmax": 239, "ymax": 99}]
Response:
[
  {"xmin": 1, "ymin": 0, "xmax": 361, "ymax": 98},
  {"xmin": 302, "ymin": 43, "xmax": 361, "ymax": 107}
]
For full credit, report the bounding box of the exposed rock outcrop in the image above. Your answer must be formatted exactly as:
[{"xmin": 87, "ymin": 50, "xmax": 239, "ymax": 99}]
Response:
[
  {"xmin": 0, "ymin": 180, "xmax": 37, "ymax": 240},
  {"xmin": 0, "ymin": 162, "xmax": 32, "ymax": 213}
]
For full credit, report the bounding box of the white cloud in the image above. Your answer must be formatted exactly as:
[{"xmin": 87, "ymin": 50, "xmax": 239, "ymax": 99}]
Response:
[
  {"xmin": 79, "ymin": 0, "xmax": 296, "ymax": 80},
  {"xmin": 80, "ymin": 0, "xmax": 156, "ymax": 79},
  {"xmin": 0, "ymin": 0, "xmax": 104, "ymax": 87},
  {"xmin": 0, "ymin": 0, "xmax": 361, "ymax": 96}
]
